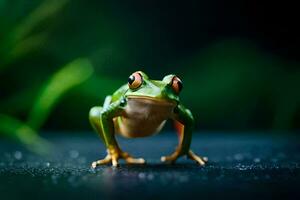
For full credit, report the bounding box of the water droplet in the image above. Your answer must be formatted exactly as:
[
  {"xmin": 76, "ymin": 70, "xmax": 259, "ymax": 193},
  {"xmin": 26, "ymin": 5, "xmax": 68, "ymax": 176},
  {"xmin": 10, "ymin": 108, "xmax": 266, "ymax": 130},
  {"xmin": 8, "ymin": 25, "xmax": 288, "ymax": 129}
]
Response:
[
  {"xmin": 45, "ymin": 162, "xmax": 50, "ymax": 167},
  {"xmin": 237, "ymin": 164, "xmax": 247, "ymax": 170},
  {"xmin": 14, "ymin": 151, "xmax": 22, "ymax": 160},
  {"xmin": 138, "ymin": 173, "xmax": 146, "ymax": 179}
]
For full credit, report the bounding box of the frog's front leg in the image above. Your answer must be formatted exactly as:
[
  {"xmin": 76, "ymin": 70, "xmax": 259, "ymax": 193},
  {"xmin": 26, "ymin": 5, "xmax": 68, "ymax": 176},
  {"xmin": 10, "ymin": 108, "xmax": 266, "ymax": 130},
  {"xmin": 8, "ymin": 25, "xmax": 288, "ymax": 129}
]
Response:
[
  {"xmin": 89, "ymin": 97, "xmax": 145, "ymax": 168},
  {"xmin": 161, "ymin": 104, "xmax": 208, "ymax": 165}
]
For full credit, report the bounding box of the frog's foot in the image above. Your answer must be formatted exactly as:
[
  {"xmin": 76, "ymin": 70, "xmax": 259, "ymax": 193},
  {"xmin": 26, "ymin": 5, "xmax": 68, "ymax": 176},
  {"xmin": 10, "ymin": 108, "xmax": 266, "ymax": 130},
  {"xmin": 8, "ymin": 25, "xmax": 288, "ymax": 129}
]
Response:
[
  {"xmin": 91, "ymin": 147, "xmax": 145, "ymax": 168},
  {"xmin": 161, "ymin": 149, "xmax": 180, "ymax": 164},
  {"xmin": 161, "ymin": 149, "xmax": 208, "ymax": 165},
  {"xmin": 187, "ymin": 150, "xmax": 208, "ymax": 166},
  {"xmin": 91, "ymin": 154, "xmax": 112, "ymax": 168},
  {"xmin": 120, "ymin": 151, "xmax": 146, "ymax": 165}
]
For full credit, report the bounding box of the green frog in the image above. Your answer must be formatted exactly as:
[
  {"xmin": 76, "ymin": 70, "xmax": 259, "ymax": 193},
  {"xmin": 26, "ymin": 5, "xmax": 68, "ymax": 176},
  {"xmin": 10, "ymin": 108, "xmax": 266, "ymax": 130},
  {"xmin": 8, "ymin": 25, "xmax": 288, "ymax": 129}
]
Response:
[{"xmin": 89, "ymin": 71, "xmax": 207, "ymax": 168}]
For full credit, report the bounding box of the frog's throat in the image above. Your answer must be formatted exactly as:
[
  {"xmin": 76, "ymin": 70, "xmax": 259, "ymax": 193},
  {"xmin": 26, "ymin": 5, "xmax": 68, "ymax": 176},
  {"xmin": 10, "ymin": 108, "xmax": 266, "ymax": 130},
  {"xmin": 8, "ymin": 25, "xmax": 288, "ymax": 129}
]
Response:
[{"xmin": 126, "ymin": 95, "xmax": 177, "ymax": 106}]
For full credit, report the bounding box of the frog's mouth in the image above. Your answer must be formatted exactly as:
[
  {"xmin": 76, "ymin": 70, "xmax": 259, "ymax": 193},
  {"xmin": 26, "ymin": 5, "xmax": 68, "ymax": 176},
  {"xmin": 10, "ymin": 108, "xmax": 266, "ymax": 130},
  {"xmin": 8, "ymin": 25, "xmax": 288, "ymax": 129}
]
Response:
[{"xmin": 126, "ymin": 95, "xmax": 177, "ymax": 106}]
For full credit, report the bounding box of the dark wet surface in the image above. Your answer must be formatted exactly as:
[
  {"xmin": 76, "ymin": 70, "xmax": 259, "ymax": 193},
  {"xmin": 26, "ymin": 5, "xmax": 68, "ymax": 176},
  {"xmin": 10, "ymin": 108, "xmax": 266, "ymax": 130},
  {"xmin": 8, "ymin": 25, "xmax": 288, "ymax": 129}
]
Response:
[{"xmin": 0, "ymin": 132, "xmax": 300, "ymax": 200}]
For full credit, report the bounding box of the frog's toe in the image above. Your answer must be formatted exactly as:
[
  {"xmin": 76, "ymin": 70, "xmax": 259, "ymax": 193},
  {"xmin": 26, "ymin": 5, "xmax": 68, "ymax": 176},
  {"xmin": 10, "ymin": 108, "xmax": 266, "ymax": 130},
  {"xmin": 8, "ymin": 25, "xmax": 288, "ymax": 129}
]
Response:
[
  {"xmin": 161, "ymin": 151, "xmax": 180, "ymax": 164},
  {"xmin": 121, "ymin": 152, "xmax": 146, "ymax": 164},
  {"xmin": 91, "ymin": 155, "xmax": 112, "ymax": 168},
  {"xmin": 125, "ymin": 157, "xmax": 146, "ymax": 164},
  {"xmin": 161, "ymin": 156, "xmax": 170, "ymax": 163},
  {"xmin": 161, "ymin": 156, "xmax": 177, "ymax": 163},
  {"xmin": 91, "ymin": 162, "xmax": 97, "ymax": 169},
  {"xmin": 187, "ymin": 150, "xmax": 207, "ymax": 166},
  {"xmin": 111, "ymin": 157, "xmax": 119, "ymax": 167}
]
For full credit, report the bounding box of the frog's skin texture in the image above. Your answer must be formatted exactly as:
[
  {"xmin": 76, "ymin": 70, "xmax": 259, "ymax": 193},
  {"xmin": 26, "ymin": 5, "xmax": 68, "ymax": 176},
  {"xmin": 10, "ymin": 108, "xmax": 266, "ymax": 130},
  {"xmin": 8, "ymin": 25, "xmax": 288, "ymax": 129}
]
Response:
[{"xmin": 89, "ymin": 71, "xmax": 207, "ymax": 167}]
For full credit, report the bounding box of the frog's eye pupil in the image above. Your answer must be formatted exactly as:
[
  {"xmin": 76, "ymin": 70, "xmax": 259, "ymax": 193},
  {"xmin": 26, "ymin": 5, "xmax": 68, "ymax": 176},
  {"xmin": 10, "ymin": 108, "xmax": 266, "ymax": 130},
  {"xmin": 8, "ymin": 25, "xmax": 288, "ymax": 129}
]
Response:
[
  {"xmin": 177, "ymin": 80, "xmax": 183, "ymax": 91},
  {"xmin": 128, "ymin": 75, "xmax": 135, "ymax": 84},
  {"xmin": 128, "ymin": 72, "xmax": 143, "ymax": 89}
]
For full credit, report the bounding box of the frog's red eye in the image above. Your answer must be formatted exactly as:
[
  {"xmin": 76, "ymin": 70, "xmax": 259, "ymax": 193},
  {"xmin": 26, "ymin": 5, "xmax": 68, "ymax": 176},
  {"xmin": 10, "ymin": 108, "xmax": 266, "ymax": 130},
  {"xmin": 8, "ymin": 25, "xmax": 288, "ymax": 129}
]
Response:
[
  {"xmin": 128, "ymin": 72, "xmax": 143, "ymax": 89},
  {"xmin": 171, "ymin": 76, "xmax": 183, "ymax": 94}
]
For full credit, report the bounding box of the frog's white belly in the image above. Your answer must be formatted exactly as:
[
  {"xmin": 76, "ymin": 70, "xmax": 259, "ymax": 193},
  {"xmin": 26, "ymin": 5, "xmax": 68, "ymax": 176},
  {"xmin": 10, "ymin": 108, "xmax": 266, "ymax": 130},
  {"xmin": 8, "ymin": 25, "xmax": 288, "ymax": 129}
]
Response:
[{"xmin": 114, "ymin": 97, "xmax": 176, "ymax": 138}]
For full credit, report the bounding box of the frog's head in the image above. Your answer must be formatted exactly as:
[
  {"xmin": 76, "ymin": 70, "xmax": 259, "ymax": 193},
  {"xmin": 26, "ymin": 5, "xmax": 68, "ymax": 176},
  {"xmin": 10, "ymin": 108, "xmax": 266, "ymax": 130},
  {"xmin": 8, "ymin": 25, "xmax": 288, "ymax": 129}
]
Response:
[{"xmin": 124, "ymin": 71, "xmax": 183, "ymax": 104}]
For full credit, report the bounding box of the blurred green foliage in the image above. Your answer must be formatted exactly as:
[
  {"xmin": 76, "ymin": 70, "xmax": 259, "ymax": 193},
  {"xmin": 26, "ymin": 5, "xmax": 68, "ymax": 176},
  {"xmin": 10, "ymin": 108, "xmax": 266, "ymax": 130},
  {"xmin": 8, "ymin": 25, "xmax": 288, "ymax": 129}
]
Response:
[
  {"xmin": 0, "ymin": 0, "xmax": 299, "ymax": 152},
  {"xmin": 0, "ymin": 0, "xmax": 95, "ymax": 152}
]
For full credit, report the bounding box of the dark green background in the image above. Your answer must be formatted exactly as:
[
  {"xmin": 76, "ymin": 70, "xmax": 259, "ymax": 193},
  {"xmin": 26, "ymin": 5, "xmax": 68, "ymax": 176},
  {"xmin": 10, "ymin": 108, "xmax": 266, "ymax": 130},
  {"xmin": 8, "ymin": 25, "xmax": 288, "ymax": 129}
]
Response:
[{"xmin": 1, "ymin": 0, "xmax": 299, "ymax": 134}]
